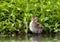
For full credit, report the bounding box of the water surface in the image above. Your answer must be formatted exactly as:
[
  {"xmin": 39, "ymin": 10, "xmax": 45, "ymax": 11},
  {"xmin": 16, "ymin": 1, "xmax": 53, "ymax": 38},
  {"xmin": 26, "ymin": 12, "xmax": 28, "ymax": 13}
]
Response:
[{"xmin": 0, "ymin": 34, "xmax": 60, "ymax": 42}]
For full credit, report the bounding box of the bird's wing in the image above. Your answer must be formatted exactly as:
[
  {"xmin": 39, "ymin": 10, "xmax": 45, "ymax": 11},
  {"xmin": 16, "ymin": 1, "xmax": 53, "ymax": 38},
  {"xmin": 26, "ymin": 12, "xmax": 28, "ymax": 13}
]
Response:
[{"xmin": 34, "ymin": 22, "xmax": 43, "ymax": 29}]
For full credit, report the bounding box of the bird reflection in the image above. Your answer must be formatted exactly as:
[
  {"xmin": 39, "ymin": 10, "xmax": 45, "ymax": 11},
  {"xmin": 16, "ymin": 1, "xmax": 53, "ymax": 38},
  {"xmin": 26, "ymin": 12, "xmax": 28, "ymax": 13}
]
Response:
[{"xmin": 29, "ymin": 34, "xmax": 43, "ymax": 42}]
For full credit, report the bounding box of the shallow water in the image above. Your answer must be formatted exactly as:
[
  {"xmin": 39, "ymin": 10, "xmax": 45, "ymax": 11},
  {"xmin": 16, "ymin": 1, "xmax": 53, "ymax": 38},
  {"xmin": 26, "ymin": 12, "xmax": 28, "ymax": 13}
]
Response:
[{"xmin": 0, "ymin": 34, "xmax": 60, "ymax": 42}]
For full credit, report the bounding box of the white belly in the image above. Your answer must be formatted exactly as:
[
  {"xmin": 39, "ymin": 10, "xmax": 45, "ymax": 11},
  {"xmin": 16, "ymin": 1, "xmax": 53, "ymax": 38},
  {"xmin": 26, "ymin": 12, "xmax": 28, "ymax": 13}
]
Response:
[{"xmin": 30, "ymin": 22, "xmax": 42, "ymax": 33}]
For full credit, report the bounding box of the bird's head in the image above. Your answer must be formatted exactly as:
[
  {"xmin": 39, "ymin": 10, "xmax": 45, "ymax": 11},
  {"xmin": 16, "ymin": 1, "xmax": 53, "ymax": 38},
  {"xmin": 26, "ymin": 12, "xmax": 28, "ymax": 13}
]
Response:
[{"xmin": 31, "ymin": 16, "xmax": 37, "ymax": 22}]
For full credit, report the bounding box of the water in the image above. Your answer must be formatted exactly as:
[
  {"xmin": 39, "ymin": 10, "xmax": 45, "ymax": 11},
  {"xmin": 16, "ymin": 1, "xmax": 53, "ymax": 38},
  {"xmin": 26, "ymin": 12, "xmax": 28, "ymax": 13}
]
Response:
[{"xmin": 0, "ymin": 34, "xmax": 60, "ymax": 42}]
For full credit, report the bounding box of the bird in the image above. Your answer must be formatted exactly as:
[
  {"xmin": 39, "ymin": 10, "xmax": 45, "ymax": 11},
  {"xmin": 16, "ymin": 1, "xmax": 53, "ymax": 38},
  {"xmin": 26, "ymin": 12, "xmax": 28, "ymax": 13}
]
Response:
[{"xmin": 30, "ymin": 16, "xmax": 43, "ymax": 33}]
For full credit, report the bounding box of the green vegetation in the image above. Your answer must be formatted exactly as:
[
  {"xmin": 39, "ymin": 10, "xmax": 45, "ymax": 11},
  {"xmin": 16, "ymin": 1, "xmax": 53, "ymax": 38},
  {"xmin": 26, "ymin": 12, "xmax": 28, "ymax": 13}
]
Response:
[{"xmin": 0, "ymin": 0, "xmax": 60, "ymax": 35}]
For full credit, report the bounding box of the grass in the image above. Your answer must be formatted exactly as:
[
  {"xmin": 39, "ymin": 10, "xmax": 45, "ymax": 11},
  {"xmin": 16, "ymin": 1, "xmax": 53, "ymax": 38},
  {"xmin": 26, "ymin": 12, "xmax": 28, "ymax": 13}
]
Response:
[{"xmin": 0, "ymin": 0, "xmax": 60, "ymax": 35}]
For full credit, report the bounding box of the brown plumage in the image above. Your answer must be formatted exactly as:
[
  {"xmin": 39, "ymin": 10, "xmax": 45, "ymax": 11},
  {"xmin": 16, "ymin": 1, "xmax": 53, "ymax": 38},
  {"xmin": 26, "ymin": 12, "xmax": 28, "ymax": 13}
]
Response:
[
  {"xmin": 30, "ymin": 16, "xmax": 43, "ymax": 33},
  {"xmin": 34, "ymin": 22, "xmax": 43, "ymax": 29}
]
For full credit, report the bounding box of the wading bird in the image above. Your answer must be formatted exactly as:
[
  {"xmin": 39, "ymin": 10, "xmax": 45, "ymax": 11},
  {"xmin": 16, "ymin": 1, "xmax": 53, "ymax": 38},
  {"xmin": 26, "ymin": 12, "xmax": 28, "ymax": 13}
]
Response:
[{"xmin": 30, "ymin": 16, "xmax": 43, "ymax": 33}]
